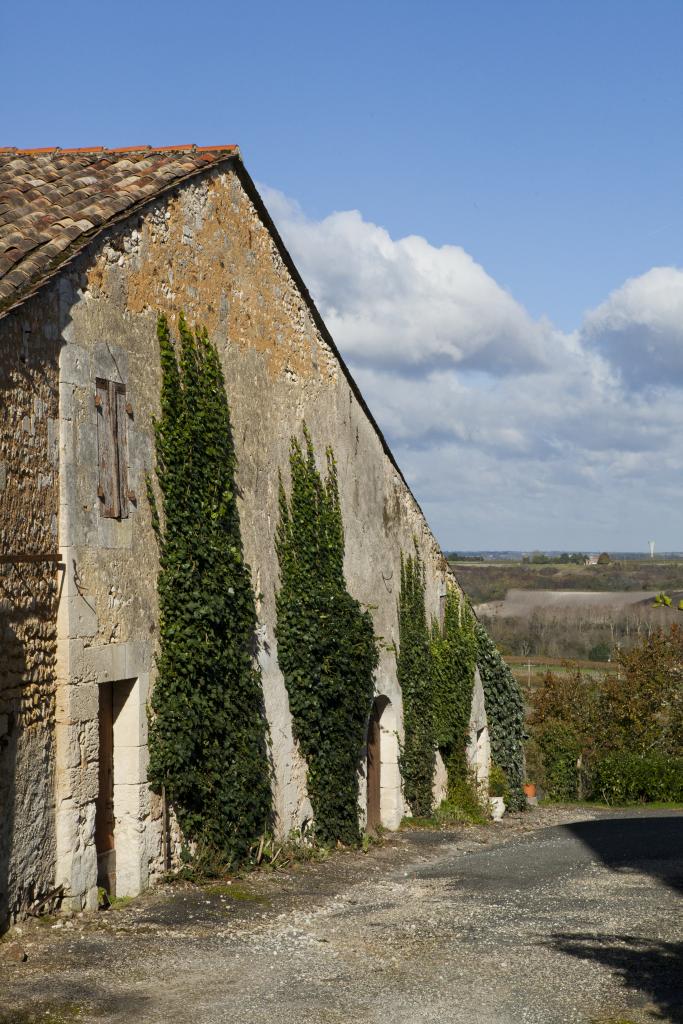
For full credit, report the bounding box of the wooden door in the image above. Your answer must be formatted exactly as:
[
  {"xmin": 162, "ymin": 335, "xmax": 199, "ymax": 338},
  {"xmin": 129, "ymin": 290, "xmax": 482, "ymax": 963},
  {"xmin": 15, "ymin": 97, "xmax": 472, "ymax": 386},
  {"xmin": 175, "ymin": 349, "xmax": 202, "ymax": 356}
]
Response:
[
  {"xmin": 366, "ymin": 701, "xmax": 381, "ymax": 831},
  {"xmin": 95, "ymin": 682, "xmax": 116, "ymax": 893}
]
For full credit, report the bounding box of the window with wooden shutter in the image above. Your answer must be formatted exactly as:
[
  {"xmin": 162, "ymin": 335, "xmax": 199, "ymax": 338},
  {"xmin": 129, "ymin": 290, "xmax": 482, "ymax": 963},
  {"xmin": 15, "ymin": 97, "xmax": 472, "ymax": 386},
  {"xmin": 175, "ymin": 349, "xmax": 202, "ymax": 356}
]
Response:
[{"xmin": 95, "ymin": 378, "xmax": 131, "ymax": 519}]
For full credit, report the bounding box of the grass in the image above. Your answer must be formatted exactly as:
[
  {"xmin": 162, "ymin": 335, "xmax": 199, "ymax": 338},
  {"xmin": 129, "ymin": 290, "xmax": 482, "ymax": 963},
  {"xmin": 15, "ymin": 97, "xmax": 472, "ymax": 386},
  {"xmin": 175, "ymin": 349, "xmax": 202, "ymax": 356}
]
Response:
[
  {"xmin": 0, "ymin": 1005, "xmax": 83, "ymax": 1024},
  {"xmin": 202, "ymin": 883, "xmax": 269, "ymax": 903},
  {"xmin": 590, "ymin": 1017, "xmax": 638, "ymax": 1024},
  {"xmin": 560, "ymin": 799, "xmax": 683, "ymax": 811}
]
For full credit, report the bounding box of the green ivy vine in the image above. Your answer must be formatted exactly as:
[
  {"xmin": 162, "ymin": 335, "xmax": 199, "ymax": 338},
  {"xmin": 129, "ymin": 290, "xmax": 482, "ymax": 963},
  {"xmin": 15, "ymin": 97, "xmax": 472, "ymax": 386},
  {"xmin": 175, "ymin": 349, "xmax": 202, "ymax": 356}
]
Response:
[
  {"xmin": 397, "ymin": 547, "xmax": 436, "ymax": 817},
  {"xmin": 430, "ymin": 588, "xmax": 477, "ymax": 789},
  {"xmin": 475, "ymin": 621, "xmax": 526, "ymax": 809},
  {"xmin": 275, "ymin": 425, "xmax": 379, "ymax": 845},
  {"xmin": 147, "ymin": 313, "xmax": 272, "ymax": 862}
]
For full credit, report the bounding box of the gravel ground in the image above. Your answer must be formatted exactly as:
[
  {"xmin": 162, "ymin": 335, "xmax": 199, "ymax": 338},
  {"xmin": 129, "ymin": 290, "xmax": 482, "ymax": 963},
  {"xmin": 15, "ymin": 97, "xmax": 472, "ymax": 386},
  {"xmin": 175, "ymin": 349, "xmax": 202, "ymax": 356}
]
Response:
[{"xmin": 1, "ymin": 805, "xmax": 681, "ymax": 1024}]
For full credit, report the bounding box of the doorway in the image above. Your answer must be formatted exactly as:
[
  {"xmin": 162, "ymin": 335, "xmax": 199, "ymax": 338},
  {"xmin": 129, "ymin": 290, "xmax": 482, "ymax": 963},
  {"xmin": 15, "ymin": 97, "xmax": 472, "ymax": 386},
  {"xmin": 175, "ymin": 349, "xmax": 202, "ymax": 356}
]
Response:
[
  {"xmin": 95, "ymin": 682, "xmax": 116, "ymax": 894},
  {"xmin": 366, "ymin": 700, "xmax": 382, "ymax": 831}
]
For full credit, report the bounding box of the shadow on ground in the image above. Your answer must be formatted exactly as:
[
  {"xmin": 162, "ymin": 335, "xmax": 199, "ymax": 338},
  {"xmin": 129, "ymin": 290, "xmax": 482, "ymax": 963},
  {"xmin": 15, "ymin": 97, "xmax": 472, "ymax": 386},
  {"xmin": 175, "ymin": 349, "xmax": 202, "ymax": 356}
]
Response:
[
  {"xmin": 549, "ymin": 932, "xmax": 683, "ymax": 1024},
  {"xmin": 553, "ymin": 815, "xmax": 683, "ymax": 1023},
  {"xmin": 563, "ymin": 815, "xmax": 683, "ymax": 894}
]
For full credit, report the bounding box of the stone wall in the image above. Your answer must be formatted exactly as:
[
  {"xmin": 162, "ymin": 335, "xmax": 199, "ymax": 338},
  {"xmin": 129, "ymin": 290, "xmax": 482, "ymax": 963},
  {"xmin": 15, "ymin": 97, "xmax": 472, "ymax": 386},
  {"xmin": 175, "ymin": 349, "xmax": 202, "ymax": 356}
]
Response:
[
  {"xmin": 2, "ymin": 158, "xmax": 464, "ymax": 916},
  {"xmin": 0, "ymin": 294, "xmax": 61, "ymax": 929}
]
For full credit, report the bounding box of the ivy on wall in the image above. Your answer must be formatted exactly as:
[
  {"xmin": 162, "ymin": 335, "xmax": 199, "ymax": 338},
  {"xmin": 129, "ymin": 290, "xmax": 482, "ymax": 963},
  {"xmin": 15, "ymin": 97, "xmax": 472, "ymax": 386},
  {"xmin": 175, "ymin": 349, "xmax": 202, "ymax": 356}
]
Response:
[
  {"xmin": 147, "ymin": 313, "xmax": 272, "ymax": 862},
  {"xmin": 275, "ymin": 425, "xmax": 378, "ymax": 845},
  {"xmin": 430, "ymin": 589, "xmax": 477, "ymax": 789},
  {"xmin": 475, "ymin": 622, "xmax": 526, "ymax": 810},
  {"xmin": 397, "ymin": 547, "xmax": 436, "ymax": 817}
]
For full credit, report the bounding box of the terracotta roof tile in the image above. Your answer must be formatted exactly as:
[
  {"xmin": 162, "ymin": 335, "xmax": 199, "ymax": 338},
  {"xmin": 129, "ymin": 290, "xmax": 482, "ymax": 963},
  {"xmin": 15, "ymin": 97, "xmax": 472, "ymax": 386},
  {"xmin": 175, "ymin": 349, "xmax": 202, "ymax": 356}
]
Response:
[{"xmin": 0, "ymin": 145, "xmax": 239, "ymax": 313}]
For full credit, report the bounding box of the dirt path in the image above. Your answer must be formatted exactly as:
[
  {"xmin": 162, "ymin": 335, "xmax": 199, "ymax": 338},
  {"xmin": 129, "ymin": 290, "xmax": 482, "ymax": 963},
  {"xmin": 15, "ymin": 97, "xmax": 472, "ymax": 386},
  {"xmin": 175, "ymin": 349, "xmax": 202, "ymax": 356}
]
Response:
[{"xmin": 2, "ymin": 806, "xmax": 681, "ymax": 1024}]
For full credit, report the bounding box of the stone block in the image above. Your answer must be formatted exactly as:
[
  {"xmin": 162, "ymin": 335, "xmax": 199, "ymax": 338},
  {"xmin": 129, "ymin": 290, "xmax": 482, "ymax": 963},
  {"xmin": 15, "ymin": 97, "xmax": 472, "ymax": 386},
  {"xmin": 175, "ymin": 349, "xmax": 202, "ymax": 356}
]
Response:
[
  {"xmin": 58, "ymin": 344, "xmax": 90, "ymax": 386},
  {"xmin": 82, "ymin": 719, "xmax": 99, "ymax": 763},
  {"xmin": 57, "ymin": 723, "xmax": 82, "ymax": 771},
  {"xmin": 56, "ymin": 591, "xmax": 98, "ymax": 642},
  {"xmin": 113, "ymin": 678, "xmax": 147, "ymax": 746},
  {"xmin": 80, "ymin": 642, "xmax": 123, "ymax": 681},
  {"xmin": 97, "ymin": 517, "xmax": 133, "ymax": 549},
  {"xmin": 115, "ymin": 782, "xmax": 151, "ymax": 821},
  {"xmin": 56, "ymin": 683, "xmax": 99, "ymax": 724},
  {"xmin": 125, "ymin": 643, "xmax": 150, "ymax": 679},
  {"xmin": 115, "ymin": 828, "xmax": 149, "ymax": 898},
  {"xmin": 65, "ymin": 761, "xmax": 99, "ymax": 803},
  {"xmin": 55, "ymin": 799, "xmax": 80, "ymax": 857},
  {"xmin": 379, "ymin": 761, "xmax": 401, "ymax": 790},
  {"xmin": 113, "ymin": 744, "xmax": 148, "ymax": 787}
]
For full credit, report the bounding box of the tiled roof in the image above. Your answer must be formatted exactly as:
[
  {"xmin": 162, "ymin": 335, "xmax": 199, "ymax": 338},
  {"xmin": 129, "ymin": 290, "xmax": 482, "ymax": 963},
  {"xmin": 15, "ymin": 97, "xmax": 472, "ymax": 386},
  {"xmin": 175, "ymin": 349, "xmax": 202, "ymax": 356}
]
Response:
[{"xmin": 0, "ymin": 145, "xmax": 239, "ymax": 313}]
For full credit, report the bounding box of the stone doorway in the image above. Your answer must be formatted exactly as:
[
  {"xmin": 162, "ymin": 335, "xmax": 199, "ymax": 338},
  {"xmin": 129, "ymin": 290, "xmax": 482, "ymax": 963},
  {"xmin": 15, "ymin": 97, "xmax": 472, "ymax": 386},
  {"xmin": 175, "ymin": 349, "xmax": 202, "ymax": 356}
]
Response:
[
  {"xmin": 365, "ymin": 696, "xmax": 402, "ymax": 831},
  {"xmin": 93, "ymin": 676, "xmax": 145, "ymax": 898},
  {"xmin": 366, "ymin": 700, "xmax": 382, "ymax": 831},
  {"xmin": 95, "ymin": 682, "xmax": 116, "ymax": 893}
]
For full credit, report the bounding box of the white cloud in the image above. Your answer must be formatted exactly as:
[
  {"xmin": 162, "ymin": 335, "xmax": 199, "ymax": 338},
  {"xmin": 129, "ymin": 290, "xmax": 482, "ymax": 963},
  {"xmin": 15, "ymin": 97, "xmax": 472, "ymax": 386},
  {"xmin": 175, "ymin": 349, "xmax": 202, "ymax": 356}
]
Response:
[
  {"xmin": 262, "ymin": 187, "xmax": 562, "ymax": 376},
  {"xmin": 262, "ymin": 185, "xmax": 683, "ymax": 550},
  {"xmin": 583, "ymin": 267, "xmax": 683, "ymax": 388}
]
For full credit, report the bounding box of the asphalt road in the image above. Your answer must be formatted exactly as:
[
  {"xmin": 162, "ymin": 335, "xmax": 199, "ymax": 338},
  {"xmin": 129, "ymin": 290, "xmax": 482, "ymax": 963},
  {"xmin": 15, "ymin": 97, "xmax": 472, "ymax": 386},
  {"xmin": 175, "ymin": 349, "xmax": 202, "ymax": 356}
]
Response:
[{"xmin": 2, "ymin": 808, "xmax": 681, "ymax": 1024}]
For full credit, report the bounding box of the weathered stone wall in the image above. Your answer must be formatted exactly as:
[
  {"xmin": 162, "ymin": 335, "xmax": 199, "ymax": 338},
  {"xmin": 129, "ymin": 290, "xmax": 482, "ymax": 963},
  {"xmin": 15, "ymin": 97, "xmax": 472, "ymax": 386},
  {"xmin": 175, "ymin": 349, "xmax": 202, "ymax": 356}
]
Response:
[
  {"xmin": 0, "ymin": 295, "xmax": 61, "ymax": 929},
  {"xmin": 3, "ymin": 159, "xmax": 462, "ymax": 915}
]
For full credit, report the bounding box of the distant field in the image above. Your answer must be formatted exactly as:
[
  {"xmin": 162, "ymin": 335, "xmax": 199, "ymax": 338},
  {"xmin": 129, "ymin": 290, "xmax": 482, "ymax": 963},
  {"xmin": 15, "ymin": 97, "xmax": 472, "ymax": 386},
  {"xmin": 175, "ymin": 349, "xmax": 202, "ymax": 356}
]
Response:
[
  {"xmin": 477, "ymin": 588, "xmax": 664, "ymax": 618},
  {"xmin": 506, "ymin": 655, "xmax": 619, "ymax": 688},
  {"xmin": 454, "ymin": 560, "xmax": 683, "ymax": 660},
  {"xmin": 450, "ymin": 559, "xmax": 683, "ymax": 605},
  {"xmin": 506, "ymin": 654, "xmax": 618, "ymax": 671}
]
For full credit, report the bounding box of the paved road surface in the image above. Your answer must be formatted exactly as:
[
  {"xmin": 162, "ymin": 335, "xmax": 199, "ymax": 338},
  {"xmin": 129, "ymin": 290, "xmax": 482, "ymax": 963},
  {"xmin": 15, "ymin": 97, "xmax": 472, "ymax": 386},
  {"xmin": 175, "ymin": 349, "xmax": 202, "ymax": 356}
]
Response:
[{"xmin": 2, "ymin": 808, "xmax": 681, "ymax": 1024}]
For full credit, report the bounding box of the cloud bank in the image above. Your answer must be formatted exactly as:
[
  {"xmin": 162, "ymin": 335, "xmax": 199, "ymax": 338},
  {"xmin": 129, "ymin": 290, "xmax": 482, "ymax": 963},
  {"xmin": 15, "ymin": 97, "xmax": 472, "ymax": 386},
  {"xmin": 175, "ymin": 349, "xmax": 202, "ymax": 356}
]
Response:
[{"xmin": 262, "ymin": 186, "xmax": 683, "ymax": 551}]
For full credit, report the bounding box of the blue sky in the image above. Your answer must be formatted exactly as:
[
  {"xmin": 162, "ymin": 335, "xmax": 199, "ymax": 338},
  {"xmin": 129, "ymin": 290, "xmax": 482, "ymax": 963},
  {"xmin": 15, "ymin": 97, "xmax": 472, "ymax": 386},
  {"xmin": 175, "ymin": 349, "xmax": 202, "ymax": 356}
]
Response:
[{"xmin": 4, "ymin": 1, "xmax": 683, "ymax": 550}]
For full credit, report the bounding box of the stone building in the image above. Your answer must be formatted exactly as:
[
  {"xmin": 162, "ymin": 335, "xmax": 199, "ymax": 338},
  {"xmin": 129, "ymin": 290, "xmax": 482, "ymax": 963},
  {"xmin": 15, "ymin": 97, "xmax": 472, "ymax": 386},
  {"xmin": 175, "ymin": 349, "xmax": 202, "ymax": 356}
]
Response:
[{"xmin": 0, "ymin": 146, "xmax": 490, "ymax": 928}]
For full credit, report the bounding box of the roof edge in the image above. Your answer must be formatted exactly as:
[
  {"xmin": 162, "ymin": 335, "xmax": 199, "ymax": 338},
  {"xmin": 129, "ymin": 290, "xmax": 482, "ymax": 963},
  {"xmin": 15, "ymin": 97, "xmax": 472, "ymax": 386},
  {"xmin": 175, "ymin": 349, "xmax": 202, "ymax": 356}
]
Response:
[
  {"xmin": 0, "ymin": 150, "xmax": 448, "ymax": 567},
  {"xmin": 0, "ymin": 148, "xmax": 241, "ymax": 319},
  {"xmin": 232, "ymin": 161, "xmax": 441, "ymax": 544}
]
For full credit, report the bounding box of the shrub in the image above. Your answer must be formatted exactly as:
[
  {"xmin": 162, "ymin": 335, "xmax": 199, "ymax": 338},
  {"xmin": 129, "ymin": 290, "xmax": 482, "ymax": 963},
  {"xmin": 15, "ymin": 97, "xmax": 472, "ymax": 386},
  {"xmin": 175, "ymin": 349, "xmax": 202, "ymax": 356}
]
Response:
[
  {"xmin": 590, "ymin": 753, "xmax": 683, "ymax": 804},
  {"xmin": 476, "ymin": 623, "xmax": 526, "ymax": 809},
  {"xmin": 147, "ymin": 314, "xmax": 272, "ymax": 864},
  {"xmin": 488, "ymin": 762, "xmax": 510, "ymax": 802},
  {"xmin": 397, "ymin": 546, "xmax": 436, "ymax": 818},
  {"xmin": 430, "ymin": 589, "xmax": 477, "ymax": 789},
  {"xmin": 275, "ymin": 426, "xmax": 378, "ymax": 846},
  {"xmin": 435, "ymin": 772, "xmax": 488, "ymax": 825},
  {"xmin": 535, "ymin": 721, "xmax": 582, "ymax": 801}
]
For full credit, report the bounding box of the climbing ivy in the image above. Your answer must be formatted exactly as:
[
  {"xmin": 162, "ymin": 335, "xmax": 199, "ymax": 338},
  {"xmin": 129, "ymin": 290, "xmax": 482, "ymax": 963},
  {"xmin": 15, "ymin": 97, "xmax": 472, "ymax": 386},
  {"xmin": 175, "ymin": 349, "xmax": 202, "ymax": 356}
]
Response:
[
  {"xmin": 475, "ymin": 622, "xmax": 526, "ymax": 810},
  {"xmin": 147, "ymin": 313, "xmax": 272, "ymax": 862},
  {"xmin": 430, "ymin": 589, "xmax": 477, "ymax": 789},
  {"xmin": 275, "ymin": 426, "xmax": 378, "ymax": 846},
  {"xmin": 397, "ymin": 547, "xmax": 436, "ymax": 817}
]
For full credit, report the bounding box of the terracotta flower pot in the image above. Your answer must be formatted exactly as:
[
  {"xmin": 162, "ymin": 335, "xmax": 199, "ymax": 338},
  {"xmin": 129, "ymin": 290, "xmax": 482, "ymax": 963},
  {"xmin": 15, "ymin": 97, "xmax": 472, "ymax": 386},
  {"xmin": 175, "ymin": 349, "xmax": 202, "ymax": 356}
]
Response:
[{"xmin": 524, "ymin": 783, "xmax": 537, "ymax": 798}]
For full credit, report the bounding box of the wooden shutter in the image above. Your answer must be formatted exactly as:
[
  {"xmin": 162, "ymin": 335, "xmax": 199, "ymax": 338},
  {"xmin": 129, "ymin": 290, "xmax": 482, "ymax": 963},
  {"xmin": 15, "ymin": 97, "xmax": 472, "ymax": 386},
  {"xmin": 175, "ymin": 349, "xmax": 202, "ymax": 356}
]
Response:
[
  {"xmin": 114, "ymin": 384, "xmax": 129, "ymax": 520},
  {"xmin": 96, "ymin": 379, "xmax": 130, "ymax": 519},
  {"xmin": 96, "ymin": 378, "xmax": 118, "ymax": 518}
]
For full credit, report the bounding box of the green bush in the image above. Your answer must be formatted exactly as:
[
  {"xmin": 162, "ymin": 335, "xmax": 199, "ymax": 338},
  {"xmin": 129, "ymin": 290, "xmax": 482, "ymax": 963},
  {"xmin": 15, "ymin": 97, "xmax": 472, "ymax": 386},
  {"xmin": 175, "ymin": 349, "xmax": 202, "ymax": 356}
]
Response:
[
  {"xmin": 396, "ymin": 547, "xmax": 436, "ymax": 818},
  {"xmin": 435, "ymin": 772, "xmax": 488, "ymax": 825},
  {"xmin": 275, "ymin": 426, "xmax": 378, "ymax": 846},
  {"xmin": 147, "ymin": 314, "xmax": 272, "ymax": 863},
  {"xmin": 590, "ymin": 753, "xmax": 683, "ymax": 804},
  {"xmin": 536, "ymin": 721, "xmax": 582, "ymax": 801},
  {"xmin": 475, "ymin": 623, "xmax": 526, "ymax": 810},
  {"xmin": 488, "ymin": 762, "xmax": 510, "ymax": 802},
  {"xmin": 430, "ymin": 590, "xmax": 477, "ymax": 790}
]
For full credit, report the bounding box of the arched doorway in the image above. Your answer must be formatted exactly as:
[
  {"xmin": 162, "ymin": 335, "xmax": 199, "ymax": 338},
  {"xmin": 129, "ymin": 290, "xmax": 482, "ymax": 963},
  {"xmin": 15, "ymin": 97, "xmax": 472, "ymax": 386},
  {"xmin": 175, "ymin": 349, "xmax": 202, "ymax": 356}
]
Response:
[
  {"xmin": 366, "ymin": 696, "xmax": 401, "ymax": 831},
  {"xmin": 366, "ymin": 700, "xmax": 382, "ymax": 830}
]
